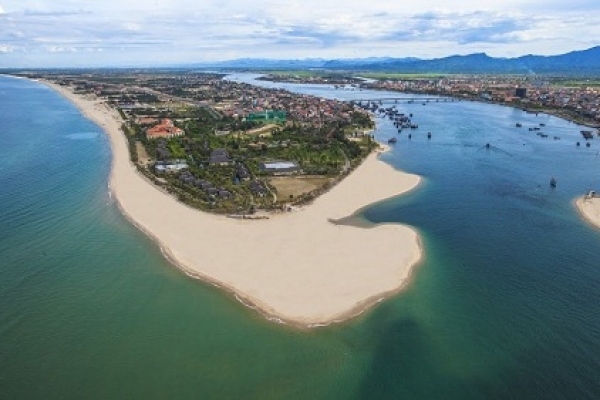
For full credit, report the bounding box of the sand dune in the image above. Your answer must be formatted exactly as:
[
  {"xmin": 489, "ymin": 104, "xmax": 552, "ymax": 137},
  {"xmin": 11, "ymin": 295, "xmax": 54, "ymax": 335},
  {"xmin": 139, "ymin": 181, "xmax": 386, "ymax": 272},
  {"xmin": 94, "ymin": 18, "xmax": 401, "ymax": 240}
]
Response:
[{"xmin": 45, "ymin": 81, "xmax": 423, "ymax": 327}]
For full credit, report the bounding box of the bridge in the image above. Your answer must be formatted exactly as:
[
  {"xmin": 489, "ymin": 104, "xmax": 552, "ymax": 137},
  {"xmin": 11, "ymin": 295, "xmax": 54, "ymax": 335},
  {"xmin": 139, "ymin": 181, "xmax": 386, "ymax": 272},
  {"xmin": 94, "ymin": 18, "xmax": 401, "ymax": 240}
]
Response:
[{"xmin": 347, "ymin": 97, "xmax": 458, "ymax": 104}]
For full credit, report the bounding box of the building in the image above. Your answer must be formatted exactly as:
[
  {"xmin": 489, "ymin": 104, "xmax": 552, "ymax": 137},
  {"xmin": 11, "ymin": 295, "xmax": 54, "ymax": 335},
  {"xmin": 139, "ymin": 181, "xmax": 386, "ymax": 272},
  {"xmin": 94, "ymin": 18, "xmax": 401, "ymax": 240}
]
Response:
[
  {"xmin": 259, "ymin": 160, "xmax": 301, "ymax": 176},
  {"xmin": 246, "ymin": 110, "xmax": 287, "ymax": 123},
  {"xmin": 236, "ymin": 164, "xmax": 251, "ymax": 181},
  {"xmin": 154, "ymin": 160, "xmax": 188, "ymax": 173},
  {"xmin": 515, "ymin": 88, "xmax": 527, "ymax": 99},
  {"xmin": 146, "ymin": 119, "xmax": 185, "ymax": 139},
  {"xmin": 209, "ymin": 149, "xmax": 232, "ymax": 165},
  {"xmin": 249, "ymin": 180, "xmax": 268, "ymax": 197}
]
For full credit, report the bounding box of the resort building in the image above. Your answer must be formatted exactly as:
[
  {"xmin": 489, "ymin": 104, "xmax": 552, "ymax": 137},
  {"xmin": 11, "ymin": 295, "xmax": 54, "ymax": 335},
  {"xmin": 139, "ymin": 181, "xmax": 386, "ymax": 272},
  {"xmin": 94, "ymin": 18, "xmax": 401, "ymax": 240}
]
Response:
[
  {"xmin": 146, "ymin": 119, "xmax": 185, "ymax": 139},
  {"xmin": 209, "ymin": 149, "xmax": 232, "ymax": 166}
]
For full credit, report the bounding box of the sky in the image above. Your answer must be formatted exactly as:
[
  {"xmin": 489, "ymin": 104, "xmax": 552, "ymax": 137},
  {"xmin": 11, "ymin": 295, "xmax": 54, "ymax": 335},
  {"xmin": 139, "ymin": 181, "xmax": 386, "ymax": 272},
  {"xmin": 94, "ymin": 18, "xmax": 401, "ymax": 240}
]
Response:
[{"xmin": 0, "ymin": 0, "xmax": 599, "ymax": 67}]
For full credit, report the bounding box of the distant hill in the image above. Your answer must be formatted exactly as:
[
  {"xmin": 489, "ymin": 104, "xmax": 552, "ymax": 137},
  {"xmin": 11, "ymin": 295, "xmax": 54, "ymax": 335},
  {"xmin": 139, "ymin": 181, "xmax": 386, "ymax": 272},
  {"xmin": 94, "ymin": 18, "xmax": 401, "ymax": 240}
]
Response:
[
  {"xmin": 355, "ymin": 46, "xmax": 600, "ymax": 74},
  {"xmin": 188, "ymin": 46, "xmax": 600, "ymax": 75}
]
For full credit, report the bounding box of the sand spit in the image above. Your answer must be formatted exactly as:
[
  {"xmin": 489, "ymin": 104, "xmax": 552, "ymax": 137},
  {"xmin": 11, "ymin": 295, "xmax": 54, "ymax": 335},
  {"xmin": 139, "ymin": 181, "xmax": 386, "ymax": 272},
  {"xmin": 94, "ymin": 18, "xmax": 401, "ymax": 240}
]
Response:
[
  {"xmin": 576, "ymin": 197, "xmax": 600, "ymax": 230},
  {"xmin": 43, "ymin": 80, "xmax": 423, "ymax": 327}
]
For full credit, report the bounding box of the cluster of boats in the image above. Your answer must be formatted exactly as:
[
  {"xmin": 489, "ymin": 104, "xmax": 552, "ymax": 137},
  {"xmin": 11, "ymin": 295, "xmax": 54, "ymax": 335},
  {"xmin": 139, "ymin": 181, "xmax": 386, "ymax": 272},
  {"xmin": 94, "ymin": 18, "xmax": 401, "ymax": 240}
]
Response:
[
  {"xmin": 353, "ymin": 101, "xmax": 428, "ymax": 145},
  {"xmin": 516, "ymin": 122, "xmax": 560, "ymax": 140}
]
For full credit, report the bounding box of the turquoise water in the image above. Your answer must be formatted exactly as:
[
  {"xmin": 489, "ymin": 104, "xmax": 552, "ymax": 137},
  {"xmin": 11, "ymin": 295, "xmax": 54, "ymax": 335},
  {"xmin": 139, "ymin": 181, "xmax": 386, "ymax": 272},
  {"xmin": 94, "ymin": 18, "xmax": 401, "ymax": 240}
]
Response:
[{"xmin": 1, "ymin": 75, "xmax": 599, "ymax": 399}]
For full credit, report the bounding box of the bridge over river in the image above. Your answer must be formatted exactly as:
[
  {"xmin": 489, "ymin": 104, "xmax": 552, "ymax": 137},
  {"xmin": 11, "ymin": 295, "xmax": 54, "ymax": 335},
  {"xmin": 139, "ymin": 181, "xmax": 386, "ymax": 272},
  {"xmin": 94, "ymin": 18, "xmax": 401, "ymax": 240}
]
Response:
[{"xmin": 348, "ymin": 97, "xmax": 458, "ymax": 104}]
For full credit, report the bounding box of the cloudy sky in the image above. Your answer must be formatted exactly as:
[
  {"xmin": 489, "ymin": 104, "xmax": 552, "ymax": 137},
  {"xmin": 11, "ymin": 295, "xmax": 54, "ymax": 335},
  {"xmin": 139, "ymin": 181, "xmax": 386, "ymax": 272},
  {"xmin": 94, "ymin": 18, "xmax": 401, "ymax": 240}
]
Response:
[{"xmin": 0, "ymin": 0, "xmax": 599, "ymax": 67}]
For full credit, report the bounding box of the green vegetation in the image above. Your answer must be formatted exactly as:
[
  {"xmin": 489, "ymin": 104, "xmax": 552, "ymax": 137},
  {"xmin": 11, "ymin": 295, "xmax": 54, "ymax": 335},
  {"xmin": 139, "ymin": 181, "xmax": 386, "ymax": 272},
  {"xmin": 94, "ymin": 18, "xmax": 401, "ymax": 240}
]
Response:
[
  {"xmin": 127, "ymin": 107, "xmax": 374, "ymax": 214},
  {"xmin": 552, "ymin": 80, "xmax": 600, "ymax": 88}
]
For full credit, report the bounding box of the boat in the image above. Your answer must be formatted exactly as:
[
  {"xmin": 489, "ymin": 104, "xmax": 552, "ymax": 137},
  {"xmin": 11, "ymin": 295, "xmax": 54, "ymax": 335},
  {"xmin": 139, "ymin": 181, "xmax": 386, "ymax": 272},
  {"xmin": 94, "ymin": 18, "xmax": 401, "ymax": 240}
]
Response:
[
  {"xmin": 581, "ymin": 130, "xmax": 593, "ymax": 140},
  {"xmin": 516, "ymin": 123, "xmax": 522, "ymax": 128},
  {"xmin": 388, "ymin": 137, "xmax": 397, "ymax": 144},
  {"xmin": 550, "ymin": 178, "xmax": 557, "ymax": 188}
]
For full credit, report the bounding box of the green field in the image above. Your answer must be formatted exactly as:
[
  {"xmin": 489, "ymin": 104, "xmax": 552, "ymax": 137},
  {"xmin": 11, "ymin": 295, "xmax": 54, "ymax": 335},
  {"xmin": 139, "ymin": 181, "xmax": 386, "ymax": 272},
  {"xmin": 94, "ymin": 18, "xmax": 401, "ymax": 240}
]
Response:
[
  {"xmin": 359, "ymin": 72, "xmax": 454, "ymax": 80},
  {"xmin": 553, "ymin": 80, "xmax": 600, "ymax": 88}
]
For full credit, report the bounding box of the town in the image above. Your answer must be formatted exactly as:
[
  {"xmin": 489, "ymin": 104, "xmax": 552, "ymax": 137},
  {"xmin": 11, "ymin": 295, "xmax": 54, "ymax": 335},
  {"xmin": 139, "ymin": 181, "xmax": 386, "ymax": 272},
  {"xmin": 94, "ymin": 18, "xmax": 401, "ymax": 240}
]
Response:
[
  {"xmin": 260, "ymin": 73, "xmax": 600, "ymax": 127},
  {"xmin": 363, "ymin": 76, "xmax": 600, "ymax": 127}
]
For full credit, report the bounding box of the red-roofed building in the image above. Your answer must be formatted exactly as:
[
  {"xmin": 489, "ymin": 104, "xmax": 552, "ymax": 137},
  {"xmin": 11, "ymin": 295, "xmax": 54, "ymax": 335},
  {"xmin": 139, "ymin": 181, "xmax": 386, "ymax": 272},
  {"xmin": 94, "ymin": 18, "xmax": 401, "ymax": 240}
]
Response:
[{"xmin": 146, "ymin": 119, "xmax": 185, "ymax": 139}]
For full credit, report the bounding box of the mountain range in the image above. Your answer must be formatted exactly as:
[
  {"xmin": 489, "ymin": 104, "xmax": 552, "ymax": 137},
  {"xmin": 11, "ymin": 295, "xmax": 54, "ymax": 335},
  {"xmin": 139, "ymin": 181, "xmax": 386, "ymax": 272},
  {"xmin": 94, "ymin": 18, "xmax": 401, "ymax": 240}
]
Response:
[{"xmin": 192, "ymin": 46, "xmax": 600, "ymax": 75}]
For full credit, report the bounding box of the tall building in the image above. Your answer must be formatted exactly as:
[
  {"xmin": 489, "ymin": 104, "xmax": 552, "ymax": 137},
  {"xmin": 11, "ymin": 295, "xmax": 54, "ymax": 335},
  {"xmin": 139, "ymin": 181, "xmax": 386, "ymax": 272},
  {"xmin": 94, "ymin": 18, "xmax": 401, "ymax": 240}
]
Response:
[{"xmin": 515, "ymin": 87, "xmax": 527, "ymax": 99}]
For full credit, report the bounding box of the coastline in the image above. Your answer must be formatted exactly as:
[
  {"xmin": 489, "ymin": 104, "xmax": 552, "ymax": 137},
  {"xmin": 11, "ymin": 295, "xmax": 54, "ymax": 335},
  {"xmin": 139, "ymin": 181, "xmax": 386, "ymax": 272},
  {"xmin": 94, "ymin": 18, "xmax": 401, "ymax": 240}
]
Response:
[
  {"xmin": 41, "ymin": 80, "xmax": 423, "ymax": 328},
  {"xmin": 575, "ymin": 197, "xmax": 600, "ymax": 230}
]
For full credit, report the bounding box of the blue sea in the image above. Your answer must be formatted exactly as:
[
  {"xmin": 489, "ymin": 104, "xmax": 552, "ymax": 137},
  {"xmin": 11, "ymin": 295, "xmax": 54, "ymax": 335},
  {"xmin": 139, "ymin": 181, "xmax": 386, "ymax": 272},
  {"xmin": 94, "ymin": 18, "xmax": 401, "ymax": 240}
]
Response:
[{"xmin": 1, "ymin": 74, "xmax": 599, "ymax": 399}]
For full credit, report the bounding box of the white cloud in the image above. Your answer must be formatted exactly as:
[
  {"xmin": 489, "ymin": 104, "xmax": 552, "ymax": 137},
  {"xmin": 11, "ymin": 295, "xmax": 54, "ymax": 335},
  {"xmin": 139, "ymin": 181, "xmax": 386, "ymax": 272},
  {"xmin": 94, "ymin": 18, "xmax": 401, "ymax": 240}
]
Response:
[
  {"xmin": 0, "ymin": 0, "xmax": 598, "ymax": 66},
  {"xmin": 45, "ymin": 45, "xmax": 77, "ymax": 53}
]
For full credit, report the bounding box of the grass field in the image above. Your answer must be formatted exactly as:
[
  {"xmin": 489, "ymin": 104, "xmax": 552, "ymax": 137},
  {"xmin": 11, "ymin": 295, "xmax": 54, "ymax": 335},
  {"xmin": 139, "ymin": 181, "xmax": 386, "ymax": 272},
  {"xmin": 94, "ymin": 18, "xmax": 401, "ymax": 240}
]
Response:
[
  {"xmin": 553, "ymin": 80, "xmax": 600, "ymax": 88},
  {"xmin": 269, "ymin": 176, "xmax": 332, "ymax": 202}
]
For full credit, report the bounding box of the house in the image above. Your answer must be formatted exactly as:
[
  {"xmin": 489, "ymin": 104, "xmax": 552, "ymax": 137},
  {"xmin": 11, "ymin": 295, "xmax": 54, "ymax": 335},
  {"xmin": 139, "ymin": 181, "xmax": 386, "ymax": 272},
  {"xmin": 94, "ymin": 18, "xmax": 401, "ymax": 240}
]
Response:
[
  {"xmin": 249, "ymin": 180, "xmax": 268, "ymax": 197},
  {"xmin": 218, "ymin": 189, "xmax": 232, "ymax": 199},
  {"xmin": 236, "ymin": 164, "xmax": 251, "ymax": 181},
  {"xmin": 199, "ymin": 181, "xmax": 214, "ymax": 190},
  {"xmin": 209, "ymin": 148, "xmax": 232, "ymax": 165},
  {"xmin": 179, "ymin": 172, "xmax": 195, "ymax": 184}
]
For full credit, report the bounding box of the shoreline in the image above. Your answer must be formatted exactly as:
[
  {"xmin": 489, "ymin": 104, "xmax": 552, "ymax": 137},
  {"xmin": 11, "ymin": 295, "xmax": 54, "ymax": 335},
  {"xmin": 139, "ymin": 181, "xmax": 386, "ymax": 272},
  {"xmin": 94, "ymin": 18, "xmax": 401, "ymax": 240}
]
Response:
[
  {"xmin": 39, "ymin": 79, "xmax": 423, "ymax": 328},
  {"xmin": 575, "ymin": 197, "xmax": 600, "ymax": 230}
]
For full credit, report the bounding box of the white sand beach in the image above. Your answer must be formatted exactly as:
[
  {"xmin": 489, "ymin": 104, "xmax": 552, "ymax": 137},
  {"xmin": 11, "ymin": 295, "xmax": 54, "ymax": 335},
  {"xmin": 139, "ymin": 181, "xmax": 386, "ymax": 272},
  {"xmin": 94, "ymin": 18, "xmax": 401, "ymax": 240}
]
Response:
[
  {"xmin": 45, "ymin": 81, "xmax": 423, "ymax": 327},
  {"xmin": 576, "ymin": 197, "xmax": 600, "ymax": 230}
]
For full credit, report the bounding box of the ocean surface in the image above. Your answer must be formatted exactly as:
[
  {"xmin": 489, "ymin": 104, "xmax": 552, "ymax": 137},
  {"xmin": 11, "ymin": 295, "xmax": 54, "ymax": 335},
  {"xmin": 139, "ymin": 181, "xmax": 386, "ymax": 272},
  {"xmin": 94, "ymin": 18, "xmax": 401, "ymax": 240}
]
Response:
[{"xmin": 1, "ymin": 74, "xmax": 599, "ymax": 399}]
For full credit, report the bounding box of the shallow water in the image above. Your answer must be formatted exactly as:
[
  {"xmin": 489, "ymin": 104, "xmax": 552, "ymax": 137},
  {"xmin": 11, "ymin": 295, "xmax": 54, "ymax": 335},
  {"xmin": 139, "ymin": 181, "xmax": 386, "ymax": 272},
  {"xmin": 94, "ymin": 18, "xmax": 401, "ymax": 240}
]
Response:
[{"xmin": 1, "ymin": 75, "xmax": 599, "ymax": 399}]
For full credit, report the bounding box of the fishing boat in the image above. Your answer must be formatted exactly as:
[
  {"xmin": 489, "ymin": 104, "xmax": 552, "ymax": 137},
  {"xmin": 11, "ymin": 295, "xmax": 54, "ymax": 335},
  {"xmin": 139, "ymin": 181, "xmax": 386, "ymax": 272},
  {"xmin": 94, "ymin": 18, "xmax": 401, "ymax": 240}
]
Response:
[{"xmin": 388, "ymin": 137, "xmax": 397, "ymax": 144}]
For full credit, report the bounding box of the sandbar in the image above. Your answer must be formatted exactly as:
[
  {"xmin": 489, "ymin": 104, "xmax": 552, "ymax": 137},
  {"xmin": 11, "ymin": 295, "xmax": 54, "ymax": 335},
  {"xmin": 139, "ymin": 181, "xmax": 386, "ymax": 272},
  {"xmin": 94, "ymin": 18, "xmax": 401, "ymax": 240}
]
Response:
[
  {"xmin": 43, "ymin": 80, "xmax": 422, "ymax": 327},
  {"xmin": 576, "ymin": 197, "xmax": 600, "ymax": 230}
]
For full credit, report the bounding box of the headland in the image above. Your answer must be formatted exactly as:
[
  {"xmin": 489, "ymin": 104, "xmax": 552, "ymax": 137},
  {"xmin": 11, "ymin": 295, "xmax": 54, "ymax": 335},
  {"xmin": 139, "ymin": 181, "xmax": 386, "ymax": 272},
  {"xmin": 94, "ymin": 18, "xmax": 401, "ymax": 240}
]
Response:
[{"xmin": 42, "ymin": 80, "xmax": 422, "ymax": 327}]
